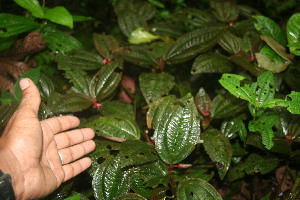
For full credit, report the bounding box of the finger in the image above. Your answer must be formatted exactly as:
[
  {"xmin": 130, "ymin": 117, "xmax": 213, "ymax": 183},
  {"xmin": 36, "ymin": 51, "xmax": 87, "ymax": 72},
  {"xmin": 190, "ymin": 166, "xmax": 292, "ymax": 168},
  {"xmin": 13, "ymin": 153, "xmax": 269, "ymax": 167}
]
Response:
[
  {"xmin": 41, "ymin": 116, "xmax": 80, "ymax": 135},
  {"xmin": 58, "ymin": 140, "xmax": 96, "ymax": 165},
  {"xmin": 55, "ymin": 128, "xmax": 95, "ymax": 149},
  {"xmin": 62, "ymin": 157, "xmax": 92, "ymax": 182},
  {"xmin": 17, "ymin": 78, "xmax": 41, "ymax": 117}
]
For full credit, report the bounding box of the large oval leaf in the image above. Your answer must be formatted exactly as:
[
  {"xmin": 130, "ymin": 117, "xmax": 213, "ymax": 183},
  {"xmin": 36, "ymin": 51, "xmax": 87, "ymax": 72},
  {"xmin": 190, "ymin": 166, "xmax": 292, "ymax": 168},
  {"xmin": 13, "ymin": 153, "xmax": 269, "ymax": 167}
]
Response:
[
  {"xmin": 191, "ymin": 52, "xmax": 234, "ymax": 74},
  {"xmin": 89, "ymin": 58, "xmax": 123, "ymax": 100},
  {"xmin": 177, "ymin": 178, "xmax": 222, "ymax": 200},
  {"xmin": 154, "ymin": 95, "xmax": 201, "ymax": 164},
  {"xmin": 140, "ymin": 72, "xmax": 175, "ymax": 104},
  {"xmin": 0, "ymin": 14, "xmax": 38, "ymax": 37},
  {"xmin": 44, "ymin": 6, "xmax": 73, "ymax": 29},
  {"xmin": 86, "ymin": 115, "xmax": 140, "ymax": 141},
  {"xmin": 202, "ymin": 129, "xmax": 232, "ymax": 180},
  {"xmin": 287, "ymin": 13, "xmax": 300, "ymax": 56},
  {"xmin": 93, "ymin": 156, "xmax": 131, "ymax": 200},
  {"xmin": 13, "ymin": 0, "xmax": 44, "ymax": 18},
  {"xmin": 165, "ymin": 26, "xmax": 225, "ymax": 63},
  {"xmin": 101, "ymin": 100, "xmax": 135, "ymax": 119}
]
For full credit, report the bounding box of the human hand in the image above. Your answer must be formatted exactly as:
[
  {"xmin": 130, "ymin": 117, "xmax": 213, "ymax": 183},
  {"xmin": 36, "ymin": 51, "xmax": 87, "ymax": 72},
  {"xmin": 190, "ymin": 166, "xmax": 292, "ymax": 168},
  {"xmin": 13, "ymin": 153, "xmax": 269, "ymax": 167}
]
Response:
[{"xmin": 0, "ymin": 78, "xmax": 96, "ymax": 200}]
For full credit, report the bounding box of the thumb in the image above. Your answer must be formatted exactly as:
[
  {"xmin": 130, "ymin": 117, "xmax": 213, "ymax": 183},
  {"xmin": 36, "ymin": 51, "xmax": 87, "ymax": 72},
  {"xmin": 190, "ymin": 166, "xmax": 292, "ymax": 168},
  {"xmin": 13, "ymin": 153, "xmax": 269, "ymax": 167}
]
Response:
[{"xmin": 18, "ymin": 78, "xmax": 41, "ymax": 116}]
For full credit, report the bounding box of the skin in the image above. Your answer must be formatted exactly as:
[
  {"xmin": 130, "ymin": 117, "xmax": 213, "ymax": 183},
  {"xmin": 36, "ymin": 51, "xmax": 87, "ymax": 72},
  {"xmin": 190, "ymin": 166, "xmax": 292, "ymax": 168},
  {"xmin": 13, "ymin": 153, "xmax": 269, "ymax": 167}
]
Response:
[{"xmin": 0, "ymin": 78, "xmax": 96, "ymax": 199}]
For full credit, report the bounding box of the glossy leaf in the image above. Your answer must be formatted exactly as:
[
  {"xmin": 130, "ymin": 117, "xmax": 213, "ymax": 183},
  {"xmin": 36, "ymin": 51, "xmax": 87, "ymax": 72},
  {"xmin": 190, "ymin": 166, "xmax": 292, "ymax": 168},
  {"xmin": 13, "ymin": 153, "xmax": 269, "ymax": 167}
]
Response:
[
  {"xmin": 38, "ymin": 73, "xmax": 55, "ymax": 99},
  {"xmin": 286, "ymin": 13, "xmax": 300, "ymax": 56},
  {"xmin": 253, "ymin": 15, "xmax": 286, "ymax": 45},
  {"xmin": 128, "ymin": 27, "xmax": 160, "ymax": 44},
  {"xmin": 51, "ymin": 93, "xmax": 92, "ymax": 113},
  {"xmin": 89, "ymin": 59, "xmax": 123, "ymax": 100},
  {"xmin": 210, "ymin": 0, "xmax": 239, "ymax": 23},
  {"xmin": 286, "ymin": 91, "xmax": 300, "ymax": 114},
  {"xmin": 194, "ymin": 87, "xmax": 211, "ymax": 117},
  {"xmin": 211, "ymin": 92, "xmax": 246, "ymax": 119},
  {"xmin": 202, "ymin": 129, "xmax": 232, "ymax": 180},
  {"xmin": 44, "ymin": 6, "xmax": 73, "ymax": 29},
  {"xmin": 218, "ymin": 31, "xmax": 242, "ymax": 54},
  {"xmin": 101, "ymin": 101, "xmax": 135, "ymax": 119},
  {"xmin": 139, "ymin": 72, "xmax": 175, "ymax": 104},
  {"xmin": 13, "ymin": 0, "xmax": 44, "ymax": 18},
  {"xmin": 53, "ymin": 49, "xmax": 103, "ymax": 70},
  {"xmin": 177, "ymin": 178, "xmax": 222, "ymax": 200},
  {"xmin": 191, "ymin": 53, "xmax": 234, "ymax": 74},
  {"xmin": 115, "ymin": 193, "xmax": 147, "ymax": 200},
  {"xmin": 117, "ymin": 10, "xmax": 147, "ymax": 37},
  {"xmin": 93, "ymin": 156, "xmax": 131, "ymax": 200},
  {"xmin": 65, "ymin": 69, "xmax": 91, "ymax": 96},
  {"xmin": 146, "ymin": 95, "xmax": 177, "ymax": 129},
  {"xmin": 93, "ymin": 33, "xmax": 119, "ymax": 59},
  {"xmin": 122, "ymin": 46, "xmax": 159, "ymax": 68},
  {"xmin": 154, "ymin": 95, "xmax": 201, "ymax": 164},
  {"xmin": 43, "ymin": 30, "xmax": 83, "ymax": 53},
  {"xmin": 248, "ymin": 113, "xmax": 279, "ymax": 150},
  {"xmin": 165, "ymin": 27, "xmax": 225, "ymax": 63},
  {"xmin": 0, "ymin": 14, "xmax": 38, "ymax": 37},
  {"xmin": 86, "ymin": 115, "xmax": 140, "ymax": 141},
  {"xmin": 221, "ymin": 117, "xmax": 244, "ymax": 139}
]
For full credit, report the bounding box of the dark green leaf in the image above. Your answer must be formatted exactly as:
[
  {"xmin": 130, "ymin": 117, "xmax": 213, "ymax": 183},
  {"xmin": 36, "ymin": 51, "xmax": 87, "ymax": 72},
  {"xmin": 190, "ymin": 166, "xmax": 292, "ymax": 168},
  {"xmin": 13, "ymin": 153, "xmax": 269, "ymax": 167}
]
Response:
[
  {"xmin": 253, "ymin": 15, "xmax": 286, "ymax": 45},
  {"xmin": 92, "ymin": 156, "xmax": 131, "ymax": 200},
  {"xmin": 101, "ymin": 101, "xmax": 135, "ymax": 119},
  {"xmin": 202, "ymin": 129, "xmax": 232, "ymax": 180},
  {"xmin": 177, "ymin": 178, "xmax": 222, "ymax": 200},
  {"xmin": 38, "ymin": 73, "xmax": 55, "ymax": 99},
  {"xmin": 286, "ymin": 13, "xmax": 300, "ymax": 56},
  {"xmin": 146, "ymin": 95, "xmax": 177, "ymax": 129},
  {"xmin": 149, "ymin": 22, "xmax": 183, "ymax": 38},
  {"xmin": 117, "ymin": 10, "xmax": 147, "ymax": 37},
  {"xmin": 191, "ymin": 53, "xmax": 234, "ymax": 74},
  {"xmin": 154, "ymin": 95, "xmax": 201, "ymax": 164},
  {"xmin": 139, "ymin": 72, "xmax": 175, "ymax": 104},
  {"xmin": 0, "ymin": 14, "xmax": 38, "ymax": 37},
  {"xmin": 115, "ymin": 193, "xmax": 147, "ymax": 200},
  {"xmin": 0, "ymin": 103, "xmax": 18, "ymax": 130},
  {"xmin": 65, "ymin": 69, "xmax": 91, "ymax": 96},
  {"xmin": 93, "ymin": 33, "xmax": 119, "ymax": 59},
  {"xmin": 53, "ymin": 49, "xmax": 103, "ymax": 70},
  {"xmin": 175, "ymin": 9, "xmax": 214, "ymax": 28},
  {"xmin": 230, "ymin": 53, "xmax": 264, "ymax": 77},
  {"xmin": 14, "ymin": 67, "xmax": 41, "ymax": 102},
  {"xmin": 221, "ymin": 117, "xmax": 244, "ymax": 139},
  {"xmin": 13, "ymin": 0, "xmax": 44, "ymax": 18},
  {"xmin": 147, "ymin": 0, "xmax": 165, "ymax": 8},
  {"xmin": 165, "ymin": 27, "xmax": 225, "ymax": 63},
  {"xmin": 122, "ymin": 46, "xmax": 159, "ymax": 68},
  {"xmin": 43, "ymin": 29, "xmax": 83, "ymax": 53},
  {"xmin": 211, "ymin": 92, "xmax": 246, "ymax": 119},
  {"xmin": 0, "ymin": 36, "xmax": 14, "ymax": 51},
  {"xmin": 86, "ymin": 115, "xmax": 140, "ymax": 141},
  {"xmin": 134, "ymin": 2, "xmax": 156, "ymax": 21},
  {"xmin": 51, "ymin": 93, "xmax": 92, "ymax": 113},
  {"xmin": 194, "ymin": 87, "xmax": 211, "ymax": 117},
  {"xmin": 210, "ymin": 0, "xmax": 239, "ymax": 23},
  {"xmin": 218, "ymin": 31, "xmax": 242, "ymax": 54},
  {"xmin": 89, "ymin": 58, "xmax": 123, "ymax": 100},
  {"xmin": 44, "ymin": 6, "xmax": 73, "ymax": 29}
]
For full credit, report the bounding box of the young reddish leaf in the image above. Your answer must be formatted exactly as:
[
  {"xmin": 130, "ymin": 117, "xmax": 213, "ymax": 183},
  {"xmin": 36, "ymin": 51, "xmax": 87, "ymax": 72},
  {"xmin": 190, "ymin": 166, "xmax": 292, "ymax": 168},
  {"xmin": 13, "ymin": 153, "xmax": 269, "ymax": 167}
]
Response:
[{"xmin": 194, "ymin": 87, "xmax": 211, "ymax": 117}]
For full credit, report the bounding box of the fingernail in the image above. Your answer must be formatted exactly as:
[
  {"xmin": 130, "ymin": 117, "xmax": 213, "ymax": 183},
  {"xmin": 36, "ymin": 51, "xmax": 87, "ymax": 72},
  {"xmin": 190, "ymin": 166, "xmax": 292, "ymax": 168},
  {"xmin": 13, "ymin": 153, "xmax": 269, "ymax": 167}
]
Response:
[{"xmin": 20, "ymin": 78, "xmax": 30, "ymax": 90}]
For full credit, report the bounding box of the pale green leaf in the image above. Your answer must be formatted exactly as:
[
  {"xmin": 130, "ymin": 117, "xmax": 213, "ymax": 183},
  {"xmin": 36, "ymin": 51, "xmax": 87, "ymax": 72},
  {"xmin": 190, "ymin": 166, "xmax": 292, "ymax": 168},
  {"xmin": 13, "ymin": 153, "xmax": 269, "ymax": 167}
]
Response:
[
  {"xmin": 86, "ymin": 115, "xmax": 140, "ymax": 141},
  {"xmin": 44, "ymin": 6, "xmax": 73, "ymax": 29},
  {"xmin": 139, "ymin": 72, "xmax": 175, "ymax": 104},
  {"xmin": 128, "ymin": 27, "xmax": 160, "ymax": 44},
  {"xmin": 13, "ymin": 0, "xmax": 44, "ymax": 18},
  {"xmin": 0, "ymin": 14, "xmax": 38, "ymax": 37},
  {"xmin": 154, "ymin": 95, "xmax": 201, "ymax": 164},
  {"xmin": 287, "ymin": 13, "xmax": 300, "ymax": 56},
  {"xmin": 191, "ymin": 53, "xmax": 234, "ymax": 74},
  {"xmin": 202, "ymin": 129, "xmax": 232, "ymax": 180},
  {"xmin": 177, "ymin": 178, "xmax": 222, "ymax": 200},
  {"xmin": 255, "ymin": 52, "xmax": 290, "ymax": 73}
]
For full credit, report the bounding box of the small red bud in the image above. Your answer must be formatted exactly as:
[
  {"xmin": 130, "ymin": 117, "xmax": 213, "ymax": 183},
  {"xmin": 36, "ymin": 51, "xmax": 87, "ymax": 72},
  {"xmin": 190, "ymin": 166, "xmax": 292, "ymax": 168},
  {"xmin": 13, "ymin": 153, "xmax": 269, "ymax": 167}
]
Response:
[{"xmin": 102, "ymin": 58, "xmax": 109, "ymax": 64}]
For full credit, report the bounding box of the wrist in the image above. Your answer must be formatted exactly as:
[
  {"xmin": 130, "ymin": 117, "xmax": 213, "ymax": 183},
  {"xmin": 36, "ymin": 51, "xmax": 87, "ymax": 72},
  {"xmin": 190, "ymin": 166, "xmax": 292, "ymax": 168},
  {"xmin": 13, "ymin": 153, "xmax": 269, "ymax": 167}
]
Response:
[{"xmin": 0, "ymin": 147, "xmax": 25, "ymax": 199}]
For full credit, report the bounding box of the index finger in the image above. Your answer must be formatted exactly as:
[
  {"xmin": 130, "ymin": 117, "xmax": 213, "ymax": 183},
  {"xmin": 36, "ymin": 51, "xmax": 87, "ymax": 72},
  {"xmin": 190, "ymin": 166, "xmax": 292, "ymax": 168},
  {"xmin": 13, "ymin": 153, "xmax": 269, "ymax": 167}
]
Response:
[{"xmin": 41, "ymin": 116, "xmax": 80, "ymax": 135}]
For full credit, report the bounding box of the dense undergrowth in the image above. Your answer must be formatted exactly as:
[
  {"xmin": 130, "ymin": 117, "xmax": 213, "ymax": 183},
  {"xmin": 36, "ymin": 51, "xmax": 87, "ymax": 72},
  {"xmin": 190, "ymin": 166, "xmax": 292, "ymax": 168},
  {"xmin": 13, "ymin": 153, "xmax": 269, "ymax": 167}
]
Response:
[{"xmin": 1, "ymin": 0, "xmax": 300, "ymax": 199}]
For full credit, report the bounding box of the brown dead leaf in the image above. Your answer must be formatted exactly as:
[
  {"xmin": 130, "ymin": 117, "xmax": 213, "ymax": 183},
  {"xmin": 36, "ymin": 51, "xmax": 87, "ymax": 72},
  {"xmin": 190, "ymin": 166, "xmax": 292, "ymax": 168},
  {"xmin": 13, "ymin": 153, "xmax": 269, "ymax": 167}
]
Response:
[{"xmin": 275, "ymin": 166, "xmax": 293, "ymax": 193}]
